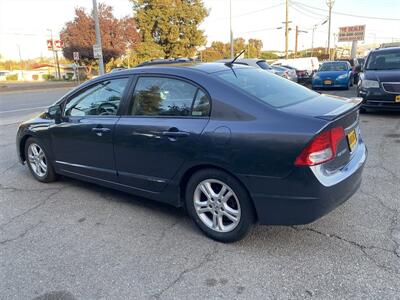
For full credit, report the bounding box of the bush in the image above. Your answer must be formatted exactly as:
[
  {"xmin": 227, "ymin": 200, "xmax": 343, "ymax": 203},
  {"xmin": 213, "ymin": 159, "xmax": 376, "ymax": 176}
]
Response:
[
  {"xmin": 6, "ymin": 73, "xmax": 18, "ymax": 81},
  {"xmin": 43, "ymin": 74, "xmax": 55, "ymax": 80}
]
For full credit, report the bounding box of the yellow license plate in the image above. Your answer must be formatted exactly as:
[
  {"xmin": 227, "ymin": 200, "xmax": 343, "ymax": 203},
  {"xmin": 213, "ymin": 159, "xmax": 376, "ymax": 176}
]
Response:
[
  {"xmin": 324, "ymin": 80, "xmax": 332, "ymax": 85},
  {"xmin": 347, "ymin": 130, "xmax": 357, "ymax": 151},
  {"xmin": 395, "ymin": 95, "xmax": 400, "ymax": 102}
]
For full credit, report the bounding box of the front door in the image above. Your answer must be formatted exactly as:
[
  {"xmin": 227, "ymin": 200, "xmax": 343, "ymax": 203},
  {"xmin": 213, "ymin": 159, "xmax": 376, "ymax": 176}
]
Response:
[
  {"xmin": 114, "ymin": 76, "xmax": 211, "ymax": 192},
  {"xmin": 51, "ymin": 77, "xmax": 130, "ymax": 181}
]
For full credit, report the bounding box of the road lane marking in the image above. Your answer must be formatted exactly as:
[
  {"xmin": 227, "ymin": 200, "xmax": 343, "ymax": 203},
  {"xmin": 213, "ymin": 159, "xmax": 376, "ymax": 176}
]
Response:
[{"xmin": 0, "ymin": 106, "xmax": 47, "ymax": 114}]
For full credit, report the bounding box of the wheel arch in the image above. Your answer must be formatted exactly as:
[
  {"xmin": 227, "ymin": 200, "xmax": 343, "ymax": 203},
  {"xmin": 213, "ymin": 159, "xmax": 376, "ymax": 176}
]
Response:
[
  {"xmin": 178, "ymin": 164, "xmax": 259, "ymax": 221},
  {"xmin": 19, "ymin": 134, "xmax": 32, "ymax": 163}
]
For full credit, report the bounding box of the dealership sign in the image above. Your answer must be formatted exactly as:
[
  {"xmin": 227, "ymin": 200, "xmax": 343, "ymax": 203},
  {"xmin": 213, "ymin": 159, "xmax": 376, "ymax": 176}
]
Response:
[
  {"xmin": 47, "ymin": 39, "xmax": 64, "ymax": 51},
  {"xmin": 338, "ymin": 25, "xmax": 366, "ymax": 42}
]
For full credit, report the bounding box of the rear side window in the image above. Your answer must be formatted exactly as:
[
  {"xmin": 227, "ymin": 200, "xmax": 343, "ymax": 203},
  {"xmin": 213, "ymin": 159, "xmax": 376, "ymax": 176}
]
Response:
[
  {"xmin": 192, "ymin": 90, "xmax": 210, "ymax": 116},
  {"xmin": 130, "ymin": 77, "xmax": 210, "ymax": 117},
  {"xmin": 215, "ymin": 68, "xmax": 317, "ymax": 108}
]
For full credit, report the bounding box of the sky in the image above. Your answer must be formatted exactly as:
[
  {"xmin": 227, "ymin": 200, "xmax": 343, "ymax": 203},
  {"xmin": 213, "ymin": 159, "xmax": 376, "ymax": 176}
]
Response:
[{"xmin": 0, "ymin": 0, "xmax": 399, "ymax": 60}]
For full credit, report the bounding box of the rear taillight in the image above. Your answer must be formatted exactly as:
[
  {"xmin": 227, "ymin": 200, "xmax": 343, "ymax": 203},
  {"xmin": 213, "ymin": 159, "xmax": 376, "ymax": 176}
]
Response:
[
  {"xmin": 284, "ymin": 71, "xmax": 289, "ymax": 78},
  {"xmin": 295, "ymin": 127, "xmax": 345, "ymax": 166}
]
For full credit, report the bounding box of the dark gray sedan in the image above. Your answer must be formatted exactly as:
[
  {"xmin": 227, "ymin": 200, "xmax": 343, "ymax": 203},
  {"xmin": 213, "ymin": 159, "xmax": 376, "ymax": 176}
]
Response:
[{"xmin": 16, "ymin": 62, "xmax": 366, "ymax": 242}]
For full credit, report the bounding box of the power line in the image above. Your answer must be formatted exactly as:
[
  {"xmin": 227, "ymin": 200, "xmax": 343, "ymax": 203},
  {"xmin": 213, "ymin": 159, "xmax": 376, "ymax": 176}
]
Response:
[
  {"xmin": 237, "ymin": 27, "xmax": 280, "ymax": 35},
  {"xmin": 290, "ymin": 3, "xmax": 327, "ymax": 19},
  {"xmin": 208, "ymin": 2, "xmax": 284, "ymax": 22},
  {"xmin": 292, "ymin": 1, "xmax": 400, "ymax": 21},
  {"xmin": 290, "ymin": 2, "xmax": 328, "ymax": 18}
]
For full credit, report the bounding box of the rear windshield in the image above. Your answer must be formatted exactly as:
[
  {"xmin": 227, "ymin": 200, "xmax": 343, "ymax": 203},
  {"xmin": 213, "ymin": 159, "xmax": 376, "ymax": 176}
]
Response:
[
  {"xmin": 319, "ymin": 62, "xmax": 348, "ymax": 71},
  {"xmin": 256, "ymin": 60, "xmax": 271, "ymax": 70},
  {"xmin": 215, "ymin": 68, "xmax": 317, "ymax": 108},
  {"xmin": 366, "ymin": 49, "xmax": 400, "ymax": 70}
]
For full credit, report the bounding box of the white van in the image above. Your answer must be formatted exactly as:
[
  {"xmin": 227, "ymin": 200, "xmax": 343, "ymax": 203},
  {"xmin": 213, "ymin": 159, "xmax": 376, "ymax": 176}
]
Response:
[{"xmin": 272, "ymin": 57, "xmax": 319, "ymax": 84}]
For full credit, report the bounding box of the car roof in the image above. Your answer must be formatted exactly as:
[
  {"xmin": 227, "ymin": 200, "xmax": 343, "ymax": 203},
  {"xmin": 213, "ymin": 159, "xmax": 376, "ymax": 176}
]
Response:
[
  {"xmin": 321, "ymin": 61, "xmax": 348, "ymax": 64},
  {"xmin": 95, "ymin": 62, "xmax": 250, "ymax": 80},
  {"xmin": 216, "ymin": 58, "xmax": 265, "ymax": 63},
  {"xmin": 372, "ymin": 46, "xmax": 400, "ymax": 53}
]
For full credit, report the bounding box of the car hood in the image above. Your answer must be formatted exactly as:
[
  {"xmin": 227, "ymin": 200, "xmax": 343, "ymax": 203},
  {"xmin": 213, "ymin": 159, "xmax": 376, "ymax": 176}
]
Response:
[
  {"xmin": 280, "ymin": 94, "xmax": 362, "ymax": 120},
  {"xmin": 316, "ymin": 70, "xmax": 348, "ymax": 78},
  {"xmin": 363, "ymin": 69, "xmax": 400, "ymax": 82}
]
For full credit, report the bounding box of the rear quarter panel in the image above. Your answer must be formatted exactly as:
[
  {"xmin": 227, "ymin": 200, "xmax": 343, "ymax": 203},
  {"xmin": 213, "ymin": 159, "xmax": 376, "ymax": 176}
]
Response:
[{"xmin": 173, "ymin": 74, "xmax": 327, "ymax": 180}]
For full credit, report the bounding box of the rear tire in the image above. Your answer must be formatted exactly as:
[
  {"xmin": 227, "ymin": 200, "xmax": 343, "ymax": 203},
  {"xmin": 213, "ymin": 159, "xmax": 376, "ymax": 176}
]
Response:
[
  {"xmin": 185, "ymin": 169, "xmax": 255, "ymax": 243},
  {"xmin": 25, "ymin": 137, "xmax": 58, "ymax": 183}
]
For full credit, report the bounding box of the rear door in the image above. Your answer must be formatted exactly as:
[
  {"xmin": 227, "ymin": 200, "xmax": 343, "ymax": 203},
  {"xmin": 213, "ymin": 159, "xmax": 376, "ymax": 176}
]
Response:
[
  {"xmin": 114, "ymin": 75, "xmax": 211, "ymax": 192},
  {"xmin": 51, "ymin": 76, "xmax": 130, "ymax": 181}
]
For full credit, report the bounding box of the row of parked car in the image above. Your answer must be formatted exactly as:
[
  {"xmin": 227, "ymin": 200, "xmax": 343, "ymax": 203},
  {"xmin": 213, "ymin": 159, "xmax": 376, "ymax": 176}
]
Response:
[{"xmin": 117, "ymin": 46, "xmax": 400, "ymax": 112}]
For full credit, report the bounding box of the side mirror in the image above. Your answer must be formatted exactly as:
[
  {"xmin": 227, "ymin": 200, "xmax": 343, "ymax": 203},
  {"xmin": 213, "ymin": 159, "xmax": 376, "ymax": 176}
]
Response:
[
  {"xmin": 355, "ymin": 65, "xmax": 362, "ymax": 72},
  {"xmin": 46, "ymin": 105, "xmax": 61, "ymax": 121}
]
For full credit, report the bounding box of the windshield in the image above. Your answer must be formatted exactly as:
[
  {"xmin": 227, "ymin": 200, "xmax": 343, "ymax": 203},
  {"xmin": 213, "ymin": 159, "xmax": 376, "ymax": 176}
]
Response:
[
  {"xmin": 366, "ymin": 49, "xmax": 400, "ymax": 70},
  {"xmin": 215, "ymin": 68, "xmax": 317, "ymax": 108},
  {"xmin": 256, "ymin": 60, "xmax": 272, "ymax": 70},
  {"xmin": 319, "ymin": 62, "xmax": 348, "ymax": 71}
]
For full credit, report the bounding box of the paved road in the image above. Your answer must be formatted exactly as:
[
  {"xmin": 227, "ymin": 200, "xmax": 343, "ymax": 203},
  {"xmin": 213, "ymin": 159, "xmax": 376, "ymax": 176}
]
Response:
[
  {"xmin": 0, "ymin": 86, "xmax": 399, "ymax": 299},
  {"xmin": 0, "ymin": 88, "xmax": 70, "ymax": 125}
]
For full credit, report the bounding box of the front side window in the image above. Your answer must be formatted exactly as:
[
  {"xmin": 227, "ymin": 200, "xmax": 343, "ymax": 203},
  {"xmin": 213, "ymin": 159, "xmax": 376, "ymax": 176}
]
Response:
[
  {"xmin": 131, "ymin": 77, "xmax": 210, "ymax": 117},
  {"xmin": 65, "ymin": 78, "xmax": 128, "ymax": 117}
]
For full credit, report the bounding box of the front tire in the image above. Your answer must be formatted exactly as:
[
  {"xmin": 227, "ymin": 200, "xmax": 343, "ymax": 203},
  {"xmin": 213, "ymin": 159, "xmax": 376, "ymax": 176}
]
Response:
[
  {"xmin": 25, "ymin": 137, "xmax": 58, "ymax": 183},
  {"xmin": 185, "ymin": 169, "xmax": 255, "ymax": 243}
]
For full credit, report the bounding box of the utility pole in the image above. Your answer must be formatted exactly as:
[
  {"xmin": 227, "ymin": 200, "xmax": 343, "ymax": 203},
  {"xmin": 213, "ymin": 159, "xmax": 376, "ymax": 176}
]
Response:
[
  {"xmin": 285, "ymin": 0, "xmax": 289, "ymax": 59},
  {"xmin": 93, "ymin": 0, "xmax": 105, "ymax": 75},
  {"xmin": 326, "ymin": 0, "xmax": 335, "ymax": 59},
  {"xmin": 47, "ymin": 29, "xmax": 60, "ymax": 80},
  {"xmin": 230, "ymin": 0, "xmax": 234, "ymax": 59}
]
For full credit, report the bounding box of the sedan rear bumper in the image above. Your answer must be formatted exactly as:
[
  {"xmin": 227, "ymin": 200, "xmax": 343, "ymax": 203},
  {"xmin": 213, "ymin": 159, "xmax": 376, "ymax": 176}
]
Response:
[{"xmin": 239, "ymin": 142, "xmax": 367, "ymax": 225}]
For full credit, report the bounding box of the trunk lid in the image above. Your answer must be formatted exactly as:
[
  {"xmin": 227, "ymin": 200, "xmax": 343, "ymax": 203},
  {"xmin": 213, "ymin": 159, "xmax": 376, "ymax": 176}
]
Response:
[
  {"xmin": 282, "ymin": 94, "xmax": 362, "ymax": 172},
  {"xmin": 279, "ymin": 94, "xmax": 362, "ymax": 120}
]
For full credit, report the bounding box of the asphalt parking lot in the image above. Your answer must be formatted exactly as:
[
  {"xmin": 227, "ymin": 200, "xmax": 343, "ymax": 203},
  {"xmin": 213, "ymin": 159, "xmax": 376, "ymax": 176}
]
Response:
[{"xmin": 0, "ymin": 86, "xmax": 399, "ymax": 299}]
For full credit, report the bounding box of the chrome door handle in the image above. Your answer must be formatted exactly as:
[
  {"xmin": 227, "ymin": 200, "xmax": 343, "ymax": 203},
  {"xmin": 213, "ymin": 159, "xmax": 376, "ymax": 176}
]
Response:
[
  {"xmin": 92, "ymin": 127, "xmax": 111, "ymax": 136},
  {"xmin": 92, "ymin": 127, "xmax": 111, "ymax": 133},
  {"xmin": 161, "ymin": 131, "xmax": 189, "ymax": 137}
]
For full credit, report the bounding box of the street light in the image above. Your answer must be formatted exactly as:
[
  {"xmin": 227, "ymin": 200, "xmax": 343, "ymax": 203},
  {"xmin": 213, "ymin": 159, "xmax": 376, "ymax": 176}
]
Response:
[
  {"xmin": 295, "ymin": 27, "xmax": 308, "ymax": 58},
  {"xmin": 311, "ymin": 19, "xmax": 328, "ymax": 57}
]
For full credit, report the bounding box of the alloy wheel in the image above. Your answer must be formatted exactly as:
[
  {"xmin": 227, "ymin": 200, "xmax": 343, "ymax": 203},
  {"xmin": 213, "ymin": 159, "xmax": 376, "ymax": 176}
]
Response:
[
  {"xmin": 193, "ymin": 179, "xmax": 241, "ymax": 233},
  {"xmin": 27, "ymin": 143, "xmax": 47, "ymax": 177}
]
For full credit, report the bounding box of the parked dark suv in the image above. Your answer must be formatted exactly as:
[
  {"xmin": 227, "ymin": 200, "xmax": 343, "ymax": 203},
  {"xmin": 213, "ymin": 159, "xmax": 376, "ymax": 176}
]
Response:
[{"xmin": 357, "ymin": 47, "xmax": 400, "ymax": 111}]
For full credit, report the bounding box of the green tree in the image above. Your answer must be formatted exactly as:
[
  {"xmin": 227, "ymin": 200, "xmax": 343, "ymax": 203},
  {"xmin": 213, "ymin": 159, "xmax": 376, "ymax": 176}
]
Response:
[
  {"xmin": 201, "ymin": 41, "xmax": 229, "ymax": 61},
  {"xmin": 131, "ymin": 0, "xmax": 208, "ymax": 59},
  {"xmin": 247, "ymin": 39, "xmax": 263, "ymax": 58},
  {"xmin": 260, "ymin": 51, "xmax": 279, "ymax": 59},
  {"xmin": 233, "ymin": 38, "xmax": 246, "ymax": 54}
]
